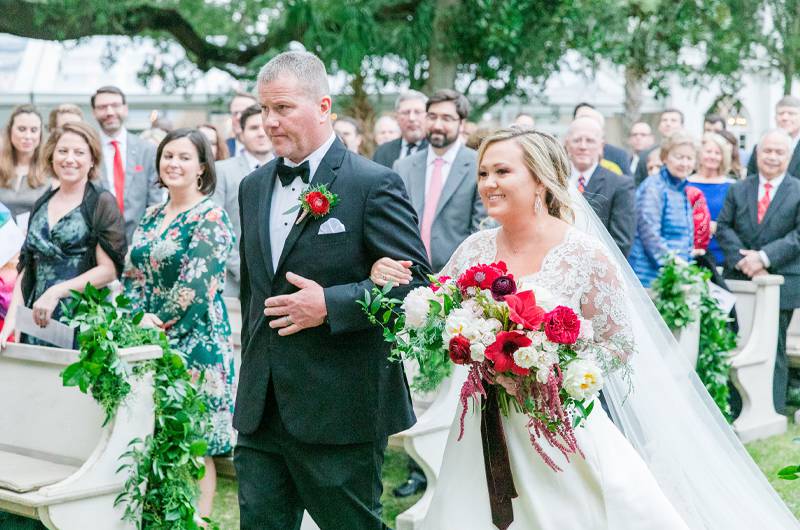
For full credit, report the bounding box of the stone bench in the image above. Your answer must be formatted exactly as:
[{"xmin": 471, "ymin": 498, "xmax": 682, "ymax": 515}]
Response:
[
  {"xmin": 726, "ymin": 275, "xmax": 787, "ymax": 442},
  {"xmin": 0, "ymin": 342, "xmax": 161, "ymax": 530}
]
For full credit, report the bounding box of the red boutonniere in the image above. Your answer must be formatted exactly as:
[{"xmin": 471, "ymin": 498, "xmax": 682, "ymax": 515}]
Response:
[{"xmin": 284, "ymin": 184, "xmax": 339, "ymax": 224}]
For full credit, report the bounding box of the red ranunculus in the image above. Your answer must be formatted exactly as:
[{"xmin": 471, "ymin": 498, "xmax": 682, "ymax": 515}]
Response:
[
  {"xmin": 306, "ymin": 191, "xmax": 330, "ymax": 215},
  {"xmin": 485, "ymin": 331, "xmax": 531, "ymax": 375},
  {"xmin": 448, "ymin": 335, "xmax": 472, "ymax": 365},
  {"xmin": 490, "ymin": 275, "xmax": 517, "ymax": 301},
  {"xmin": 544, "ymin": 305, "xmax": 581, "ymax": 344},
  {"xmin": 504, "ymin": 290, "xmax": 546, "ymax": 330},
  {"xmin": 430, "ymin": 275, "xmax": 451, "ymax": 292},
  {"xmin": 457, "ymin": 261, "xmax": 508, "ymax": 292}
]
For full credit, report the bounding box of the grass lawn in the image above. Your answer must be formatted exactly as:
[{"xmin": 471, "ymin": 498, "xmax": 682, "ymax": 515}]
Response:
[{"xmin": 213, "ymin": 428, "xmax": 800, "ymax": 529}]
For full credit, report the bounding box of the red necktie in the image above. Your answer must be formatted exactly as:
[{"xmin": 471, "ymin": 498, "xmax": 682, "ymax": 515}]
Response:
[
  {"xmin": 110, "ymin": 140, "xmax": 125, "ymax": 214},
  {"xmin": 421, "ymin": 158, "xmax": 445, "ymax": 258},
  {"xmin": 577, "ymin": 175, "xmax": 586, "ymax": 194},
  {"xmin": 757, "ymin": 182, "xmax": 772, "ymax": 224}
]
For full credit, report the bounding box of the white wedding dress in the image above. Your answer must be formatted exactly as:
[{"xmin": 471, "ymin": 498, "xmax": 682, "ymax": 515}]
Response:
[{"xmin": 422, "ymin": 227, "xmax": 688, "ymax": 530}]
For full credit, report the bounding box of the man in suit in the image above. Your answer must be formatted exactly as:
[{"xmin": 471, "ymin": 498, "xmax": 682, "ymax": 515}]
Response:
[
  {"xmin": 225, "ymin": 91, "xmax": 258, "ymax": 158},
  {"xmin": 235, "ymin": 51, "xmax": 431, "ymax": 529},
  {"xmin": 573, "ymin": 103, "xmax": 630, "ymax": 176},
  {"xmin": 717, "ymin": 129, "xmax": 800, "ymax": 415},
  {"xmin": 634, "ymin": 108, "xmax": 685, "ymax": 185},
  {"xmin": 747, "ymin": 96, "xmax": 800, "ymax": 178},
  {"xmin": 333, "ymin": 116, "xmax": 364, "ymax": 154},
  {"xmin": 393, "ymin": 89, "xmax": 485, "ymax": 272},
  {"xmin": 512, "ymin": 112, "xmax": 536, "ymax": 128},
  {"xmin": 91, "ymin": 86, "xmax": 162, "ymax": 243},
  {"xmin": 373, "ymin": 115, "xmax": 401, "ymax": 146},
  {"xmin": 213, "ymin": 104, "xmax": 274, "ymax": 297},
  {"xmin": 628, "ymin": 121, "xmax": 655, "ymax": 176},
  {"xmin": 373, "ymin": 90, "xmax": 429, "ymax": 168},
  {"xmin": 565, "ymin": 117, "xmax": 636, "ymax": 256}
]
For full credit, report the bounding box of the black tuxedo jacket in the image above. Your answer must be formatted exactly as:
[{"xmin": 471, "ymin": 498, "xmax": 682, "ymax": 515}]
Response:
[
  {"xmin": 717, "ymin": 174, "xmax": 800, "ymax": 309},
  {"xmin": 372, "ymin": 137, "xmax": 429, "ymax": 169},
  {"xmin": 583, "ymin": 166, "xmax": 636, "ymax": 257},
  {"xmin": 235, "ymin": 139, "xmax": 432, "ymax": 444}
]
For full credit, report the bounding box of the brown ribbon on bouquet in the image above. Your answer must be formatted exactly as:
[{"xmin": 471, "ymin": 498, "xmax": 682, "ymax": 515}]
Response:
[{"xmin": 481, "ymin": 384, "xmax": 518, "ymax": 530}]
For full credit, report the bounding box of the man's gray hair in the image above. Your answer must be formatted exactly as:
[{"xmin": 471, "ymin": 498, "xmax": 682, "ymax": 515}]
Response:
[
  {"xmin": 759, "ymin": 127, "xmax": 793, "ymax": 149},
  {"xmin": 776, "ymin": 95, "xmax": 800, "ymax": 109},
  {"xmin": 257, "ymin": 51, "xmax": 330, "ymax": 99},
  {"xmin": 394, "ymin": 90, "xmax": 428, "ymax": 111}
]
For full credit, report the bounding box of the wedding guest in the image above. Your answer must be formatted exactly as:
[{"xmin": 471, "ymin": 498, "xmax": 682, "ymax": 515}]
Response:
[
  {"xmin": 47, "ymin": 103, "xmax": 84, "ymax": 132},
  {"xmin": 703, "ymin": 114, "xmax": 726, "ymax": 134},
  {"xmin": 0, "ymin": 105, "xmax": 49, "ymax": 221},
  {"xmin": 460, "ymin": 120, "xmax": 478, "ymax": 145},
  {"xmin": 512, "ymin": 112, "xmax": 535, "ymax": 128},
  {"xmin": 687, "ymin": 132, "xmax": 735, "ymax": 264},
  {"xmin": 573, "ymin": 103, "xmax": 630, "ymax": 175},
  {"xmin": 0, "ymin": 202, "xmax": 19, "ymax": 340},
  {"xmin": 686, "ymin": 186, "xmax": 711, "ymax": 254},
  {"xmin": 122, "ymin": 128, "xmax": 234, "ymax": 520},
  {"xmin": 717, "ymin": 128, "xmax": 800, "ymax": 415},
  {"xmin": 634, "ymin": 108, "xmax": 685, "ymax": 185},
  {"xmin": 747, "ymin": 96, "xmax": 800, "ymax": 177},
  {"xmin": 628, "ymin": 121, "xmax": 655, "ymax": 175},
  {"xmin": 646, "ymin": 148, "xmax": 663, "ymax": 176},
  {"xmin": 373, "ymin": 90, "xmax": 429, "ymax": 168},
  {"xmin": 213, "ymin": 105, "xmax": 273, "ymax": 297},
  {"xmin": 225, "ymin": 91, "xmax": 258, "ymax": 157},
  {"xmin": 565, "ymin": 117, "xmax": 636, "ymax": 256},
  {"xmin": 333, "ymin": 116, "xmax": 364, "ymax": 154},
  {"xmin": 720, "ymin": 130, "xmax": 745, "ymax": 178},
  {"xmin": 628, "ymin": 130, "xmax": 696, "ymax": 287},
  {"xmin": 91, "ymin": 85, "xmax": 163, "ymax": 243},
  {"xmin": 373, "ymin": 115, "xmax": 401, "ymax": 146},
  {"xmin": 0, "ymin": 122, "xmax": 126, "ymax": 347},
  {"xmin": 199, "ymin": 123, "xmax": 230, "ymax": 161}
]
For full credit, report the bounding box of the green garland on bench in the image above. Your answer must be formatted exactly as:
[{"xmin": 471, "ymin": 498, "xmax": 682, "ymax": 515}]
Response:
[
  {"xmin": 651, "ymin": 256, "xmax": 737, "ymax": 422},
  {"xmin": 62, "ymin": 285, "xmax": 214, "ymax": 529}
]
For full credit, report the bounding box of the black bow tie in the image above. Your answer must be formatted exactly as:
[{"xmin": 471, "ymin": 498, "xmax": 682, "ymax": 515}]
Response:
[{"xmin": 277, "ymin": 160, "xmax": 310, "ymax": 186}]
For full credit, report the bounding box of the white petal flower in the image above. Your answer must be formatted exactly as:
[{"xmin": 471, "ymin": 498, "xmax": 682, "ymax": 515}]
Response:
[
  {"xmin": 443, "ymin": 307, "xmax": 482, "ymax": 342},
  {"xmin": 532, "ymin": 286, "xmax": 557, "ymax": 311},
  {"xmin": 402, "ymin": 287, "xmax": 435, "ymax": 329},
  {"xmin": 513, "ymin": 346, "xmax": 537, "ymax": 369},
  {"xmin": 470, "ymin": 341, "xmax": 486, "ymax": 362},
  {"xmin": 563, "ymin": 359, "xmax": 604, "ymax": 400}
]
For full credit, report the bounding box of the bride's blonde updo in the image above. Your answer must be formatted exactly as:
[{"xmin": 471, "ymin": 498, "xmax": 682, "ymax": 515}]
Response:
[{"xmin": 477, "ymin": 127, "xmax": 575, "ymax": 223}]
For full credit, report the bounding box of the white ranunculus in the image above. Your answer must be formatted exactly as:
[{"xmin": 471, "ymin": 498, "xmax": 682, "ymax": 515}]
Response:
[
  {"xmin": 402, "ymin": 287, "xmax": 436, "ymax": 329},
  {"xmin": 563, "ymin": 359, "xmax": 604, "ymax": 400},
  {"xmin": 443, "ymin": 307, "xmax": 482, "ymax": 343},
  {"xmin": 470, "ymin": 341, "xmax": 486, "ymax": 362},
  {"xmin": 513, "ymin": 346, "xmax": 537, "ymax": 369},
  {"xmin": 484, "ymin": 318, "xmax": 502, "ymax": 333}
]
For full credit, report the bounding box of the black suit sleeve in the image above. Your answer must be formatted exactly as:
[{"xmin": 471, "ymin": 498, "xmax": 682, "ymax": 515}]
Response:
[
  {"xmin": 747, "ymin": 146, "xmax": 758, "ymax": 176},
  {"xmin": 323, "ymin": 170, "xmax": 432, "ymax": 335},
  {"xmin": 607, "ymin": 175, "xmax": 636, "ymax": 257},
  {"xmin": 715, "ymin": 188, "xmax": 746, "ymax": 270},
  {"xmin": 762, "ymin": 197, "xmax": 800, "ymax": 269},
  {"xmin": 634, "ymin": 147, "xmax": 651, "ymax": 186},
  {"xmin": 238, "ymin": 180, "xmax": 252, "ymax": 351}
]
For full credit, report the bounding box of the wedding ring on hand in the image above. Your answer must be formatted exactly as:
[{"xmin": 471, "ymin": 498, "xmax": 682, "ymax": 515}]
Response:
[{"xmin": 284, "ymin": 316, "xmax": 293, "ymax": 326}]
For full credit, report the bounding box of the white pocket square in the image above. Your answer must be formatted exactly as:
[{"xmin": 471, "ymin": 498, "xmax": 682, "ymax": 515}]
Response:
[{"xmin": 318, "ymin": 218, "xmax": 346, "ymax": 235}]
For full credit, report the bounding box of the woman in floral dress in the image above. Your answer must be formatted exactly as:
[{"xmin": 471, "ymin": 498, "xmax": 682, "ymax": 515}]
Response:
[{"xmin": 122, "ymin": 128, "xmax": 234, "ymax": 522}]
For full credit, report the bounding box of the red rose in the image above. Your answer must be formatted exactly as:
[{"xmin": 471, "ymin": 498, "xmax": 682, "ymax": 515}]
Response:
[
  {"xmin": 504, "ymin": 290, "xmax": 546, "ymax": 330},
  {"xmin": 544, "ymin": 305, "xmax": 581, "ymax": 344},
  {"xmin": 306, "ymin": 191, "xmax": 330, "ymax": 215},
  {"xmin": 448, "ymin": 335, "xmax": 472, "ymax": 365},
  {"xmin": 485, "ymin": 331, "xmax": 530, "ymax": 375},
  {"xmin": 457, "ymin": 261, "xmax": 508, "ymax": 292},
  {"xmin": 430, "ymin": 275, "xmax": 451, "ymax": 292}
]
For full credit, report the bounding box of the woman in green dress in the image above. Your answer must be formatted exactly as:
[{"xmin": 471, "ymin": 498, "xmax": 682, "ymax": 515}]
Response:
[
  {"xmin": 0, "ymin": 121, "xmax": 126, "ymax": 348},
  {"xmin": 122, "ymin": 128, "xmax": 234, "ymax": 522}
]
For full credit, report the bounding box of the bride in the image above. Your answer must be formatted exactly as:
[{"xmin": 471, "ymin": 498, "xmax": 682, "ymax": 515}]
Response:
[{"xmin": 370, "ymin": 128, "xmax": 798, "ymax": 529}]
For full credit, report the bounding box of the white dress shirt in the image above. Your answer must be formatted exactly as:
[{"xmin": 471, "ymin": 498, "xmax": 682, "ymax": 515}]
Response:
[
  {"xmin": 569, "ymin": 162, "xmax": 598, "ymax": 190},
  {"xmin": 243, "ymin": 150, "xmax": 273, "ymax": 172},
  {"xmin": 756, "ymin": 173, "xmax": 785, "ymax": 268},
  {"xmin": 269, "ymin": 133, "xmax": 337, "ymax": 270},
  {"xmin": 400, "ymin": 138, "xmax": 423, "ymax": 160},
  {"xmin": 100, "ymin": 128, "xmax": 128, "ymax": 196},
  {"xmin": 424, "ymin": 140, "xmax": 461, "ymax": 195}
]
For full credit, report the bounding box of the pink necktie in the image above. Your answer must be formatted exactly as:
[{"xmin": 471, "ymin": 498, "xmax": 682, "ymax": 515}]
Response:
[{"xmin": 421, "ymin": 158, "xmax": 445, "ymax": 258}]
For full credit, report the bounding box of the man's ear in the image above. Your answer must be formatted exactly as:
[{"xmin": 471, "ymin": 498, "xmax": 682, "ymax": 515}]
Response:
[{"xmin": 320, "ymin": 96, "xmax": 332, "ymax": 123}]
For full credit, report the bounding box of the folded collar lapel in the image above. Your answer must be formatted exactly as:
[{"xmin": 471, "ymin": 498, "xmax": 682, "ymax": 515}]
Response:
[{"xmin": 258, "ymin": 166, "xmax": 277, "ymax": 283}]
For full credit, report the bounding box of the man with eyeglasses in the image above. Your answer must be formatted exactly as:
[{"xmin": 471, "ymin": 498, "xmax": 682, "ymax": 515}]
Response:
[
  {"xmin": 391, "ymin": 88, "xmax": 485, "ymax": 498},
  {"xmin": 373, "ymin": 90, "xmax": 429, "ymax": 168},
  {"xmin": 91, "ymin": 85, "xmax": 162, "ymax": 243}
]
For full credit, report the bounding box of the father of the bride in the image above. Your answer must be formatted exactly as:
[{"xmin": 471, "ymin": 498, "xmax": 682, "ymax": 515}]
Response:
[{"xmin": 234, "ymin": 51, "xmax": 431, "ymax": 529}]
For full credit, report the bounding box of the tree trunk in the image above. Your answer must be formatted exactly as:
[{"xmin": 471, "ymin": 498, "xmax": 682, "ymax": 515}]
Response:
[
  {"xmin": 424, "ymin": 0, "xmax": 459, "ymax": 93},
  {"xmin": 623, "ymin": 65, "xmax": 645, "ymax": 133}
]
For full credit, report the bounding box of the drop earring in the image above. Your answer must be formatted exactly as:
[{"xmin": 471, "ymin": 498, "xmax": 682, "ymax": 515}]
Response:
[{"xmin": 534, "ymin": 195, "xmax": 543, "ymax": 214}]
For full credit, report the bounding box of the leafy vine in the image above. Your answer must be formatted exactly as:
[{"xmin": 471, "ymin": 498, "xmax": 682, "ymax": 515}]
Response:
[
  {"xmin": 62, "ymin": 285, "xmax": 212, "ymax": 529},
  {"xmin": 651, "ymin": 256, "xmax": 737, "ymax": 421}
]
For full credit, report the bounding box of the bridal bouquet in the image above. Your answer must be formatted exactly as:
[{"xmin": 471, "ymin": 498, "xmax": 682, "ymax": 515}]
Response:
[{"xmin": 361, "ymin": 261, "xmax": 611, "ymax": 470}]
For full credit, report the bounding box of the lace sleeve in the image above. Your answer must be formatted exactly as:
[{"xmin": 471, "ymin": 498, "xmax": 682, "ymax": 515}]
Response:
[{"xmin": 580, "ymin": 242, "xmax": 635, "ymax": 374}]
